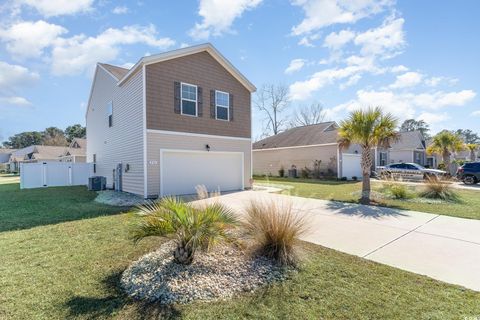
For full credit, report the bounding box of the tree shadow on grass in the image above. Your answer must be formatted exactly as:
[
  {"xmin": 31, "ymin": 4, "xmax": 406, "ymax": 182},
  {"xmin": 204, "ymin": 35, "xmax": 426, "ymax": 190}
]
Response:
[
  {"xmin": 64, "ymin": 270, "xmax": 182, "ymax": 320},
  {"xmin": 325, "ymin": 201, "xmax": 409, "ymax": 219}
]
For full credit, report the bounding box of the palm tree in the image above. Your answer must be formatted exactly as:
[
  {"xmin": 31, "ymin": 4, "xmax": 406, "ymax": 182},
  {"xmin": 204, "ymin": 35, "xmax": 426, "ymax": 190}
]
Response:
[
  {"xmin": 338, "ymin": 107, "xmax": 399, "ymax": 204},
  {"xmin": 427, "ymin": 131, "xmax": 464, "ymax": 174},
  {"xmin": 130, "ymin": 197, "xmax": 238, "ymax": 265},
  {"xmin": 466, "ymin": 143, "xmax": 478, "ymax": 162}
]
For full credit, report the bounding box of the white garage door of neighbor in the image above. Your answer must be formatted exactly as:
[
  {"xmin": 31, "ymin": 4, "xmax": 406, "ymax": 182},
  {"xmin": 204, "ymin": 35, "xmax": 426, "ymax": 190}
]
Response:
[
  {"xmin": 161, "ymin": 150, "xmax": 244, "ymax": 196},
  {"xmin": 342, "ymin": 153, "xmax": 362, "ymax": 180}
]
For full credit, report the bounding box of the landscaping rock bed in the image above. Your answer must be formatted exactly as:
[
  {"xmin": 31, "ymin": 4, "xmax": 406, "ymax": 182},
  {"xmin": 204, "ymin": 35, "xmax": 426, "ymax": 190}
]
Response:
[
  {"xmin": 94, "ymin": 190, "xmax": 146, "ymax": 207},
  {"xmin": 121, "ymin": 241, "xmax": 288, "ymax": 304}
]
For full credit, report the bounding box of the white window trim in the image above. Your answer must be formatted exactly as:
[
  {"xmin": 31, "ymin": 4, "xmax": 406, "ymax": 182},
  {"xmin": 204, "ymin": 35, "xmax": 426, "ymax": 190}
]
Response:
[
  {"xmin": 180, "ymin": 82, "xmax": 198, "ymax": 117},
  {"xmin": 215, "ymin": 90, "xmax": 229, "ymax": 121}
]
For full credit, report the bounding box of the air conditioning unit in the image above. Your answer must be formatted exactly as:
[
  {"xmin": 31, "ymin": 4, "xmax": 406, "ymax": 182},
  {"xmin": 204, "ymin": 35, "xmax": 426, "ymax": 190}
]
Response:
[{"xmin": 88, "ymin": 176, "xmax": 106, "ymax": 191}]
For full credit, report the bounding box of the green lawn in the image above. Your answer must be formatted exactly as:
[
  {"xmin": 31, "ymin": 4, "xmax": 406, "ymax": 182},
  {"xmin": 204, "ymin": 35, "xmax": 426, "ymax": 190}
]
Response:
[
  {"xmin": 255, "ymin": 176, "xmax": 480, "ymax": 220},
  {"xmin": 1, "ymin": 176, "xmax": 480, "ymax": 319}
]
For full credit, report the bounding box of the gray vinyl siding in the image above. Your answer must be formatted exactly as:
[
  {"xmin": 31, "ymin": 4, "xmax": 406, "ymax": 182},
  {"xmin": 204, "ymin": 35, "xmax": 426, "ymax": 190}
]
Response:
[
  {"xmin": 86, "ymin": 67, "xmax": 144, "ymax": 196},
  {"xmin": 146, "ymin": 131, "xmax": 251, "ymax": 197}
]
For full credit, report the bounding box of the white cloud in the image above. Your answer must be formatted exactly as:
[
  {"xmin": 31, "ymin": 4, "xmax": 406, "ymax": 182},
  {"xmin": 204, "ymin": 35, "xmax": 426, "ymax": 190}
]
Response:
[
  {"xmin": 112, "ymin": 6, "xmax": 129, "ymax": 14},
  {"xmin": 417, "ymin": 112, "xmax": 450, "ymax": 124},
  {"xmin": 0, "ymin": 61, "xmax": 39, "ymax": 94},
  {"xmin": 390, "ymin": 65, "xmax": 408, "ymax": 73},
  {"xmin": 289, "ymin": 64, "xmax": 375, "ymax": 100},
  {"xmin": 389, "ymin": 71, "xmax": 423, "ymax": 89},
  {"xmin": 16, "ymin": 0, "xmax": 94, "ymax": 17},
  {"xmin": 471, "ymin": 110, "xmax": 480, "ymax": 117},
  {"xmin": 323, "ymin": 29, "xmax": 355, "ymax": 50},
  {"xmin": 291, "ymin": 0, "xmax": 393, "ymax": 36},
  {"xmin": 353, "ymin": 16, "xmax": 405, "ymax": 59},
  {"xmin": 120, "ymin": 62, "xmax": 134, "ymax": 69},
  {"xmin": 0, "ymin": 20, "xmax": 67, "ymax": 58},
  {"xmin": 285, "ymin": 59, "xmax": 306, "ymax": 74},
  {"xmin": 51, "ymin": 25, "xmax": 175, "ymax": 75},
  {"xmin": 0, "ymin": 96, "xmax": 31, "ymax": 106},
  {"xmin": 328, "ymin": 88, "xmax": 476, "ymax": 124},
  {"xmin": 411, "ymin": 90, "xmax": 476, "ymax": 109},
  {"xmin": 298, "ymin": 33, "xmax": 321, "ymax": 47},
  {"xmin": 189, "ymin": 0, "xmax": 263, "ymax": 40}
]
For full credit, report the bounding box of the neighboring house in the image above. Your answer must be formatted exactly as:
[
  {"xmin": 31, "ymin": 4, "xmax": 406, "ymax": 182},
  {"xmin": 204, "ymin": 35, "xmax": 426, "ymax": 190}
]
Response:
[
  {"xmin": 252, "ymin": 122, "xmax": 362, "ymax": 179},
  {"xmin": 60, "ymin": 138, "xmax": 87, "ymax": 163},
  {"xmin": 374, "ymin": 131, "xmax": 427, "ymax": 168},
  {"xmin": 0, "ymin": 148, "xmax": 16, "ymax": 171},
  {"xmin": 86, "ymin": 43, "xmax": 255, "ymax": 198},
  {"xmin": 7, "ymin": 145, "xmax": 78, "ymax": 171}
]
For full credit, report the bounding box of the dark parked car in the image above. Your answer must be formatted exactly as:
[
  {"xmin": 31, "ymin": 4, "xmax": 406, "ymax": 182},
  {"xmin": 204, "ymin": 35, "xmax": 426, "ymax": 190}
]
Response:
[
  {"xmin": 377, "ymin": 162, "xmax": 447, "ymax": 181},
  {"xmin": 456, "ymin": 162, "xmax": 480, "ymax": 185}
]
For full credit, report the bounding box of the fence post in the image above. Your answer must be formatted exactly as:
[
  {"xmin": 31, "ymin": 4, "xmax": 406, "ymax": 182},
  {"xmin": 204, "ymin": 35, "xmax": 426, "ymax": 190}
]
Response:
[
  {"xmin": 42, "ymin": 162, "xmax": 47, "ymax": 187},
  {"xmin": 68, "ymin": 166, "xmax": 73, "ymax": 186}
]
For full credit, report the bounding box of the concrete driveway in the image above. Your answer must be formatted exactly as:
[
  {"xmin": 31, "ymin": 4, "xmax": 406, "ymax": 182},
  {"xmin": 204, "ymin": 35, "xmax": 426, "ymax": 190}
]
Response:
[{"xmin": 197, "ymin": 190, "xmax": 480, "ymax": 291}]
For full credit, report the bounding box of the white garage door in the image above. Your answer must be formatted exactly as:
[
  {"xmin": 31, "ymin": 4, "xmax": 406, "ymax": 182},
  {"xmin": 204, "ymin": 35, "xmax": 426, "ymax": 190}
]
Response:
[
  {"xmin": 342, "ymin": 153, "xmax": 362, "ymax": 180},
  {"xmin": 160, "ymin": 150, "xmax": 244, "ymax": 196}
]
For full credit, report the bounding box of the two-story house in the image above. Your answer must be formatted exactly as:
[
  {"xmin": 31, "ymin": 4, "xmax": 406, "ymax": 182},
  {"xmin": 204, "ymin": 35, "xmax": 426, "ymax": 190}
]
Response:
[{"xmin": 86, "ymin": 43, "xmax": 255, "ymax": 198}]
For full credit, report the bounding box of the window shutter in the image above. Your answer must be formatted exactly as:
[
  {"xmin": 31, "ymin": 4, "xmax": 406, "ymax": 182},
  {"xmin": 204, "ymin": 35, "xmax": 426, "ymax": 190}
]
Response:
[
  {"xmin": 210, "ymin": 90, "xmax": 216, "ymax": 118},
  {"xmin": 197, "ymin": 87, "xmax": 203, "ymax": 117},
  {"xmin": 229, "ymin": 93, "xmax": 234, "ymax": 121},
  {"xmin": 174, "ymin": 81, "xmax": 181, "ymax": 114}
]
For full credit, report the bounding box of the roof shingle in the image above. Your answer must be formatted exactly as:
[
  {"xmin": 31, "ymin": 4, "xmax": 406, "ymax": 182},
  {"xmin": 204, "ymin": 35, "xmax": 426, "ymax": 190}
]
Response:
[{"xmin": 253, "ymin": 122, "xmax": 339, "ymax": 149}]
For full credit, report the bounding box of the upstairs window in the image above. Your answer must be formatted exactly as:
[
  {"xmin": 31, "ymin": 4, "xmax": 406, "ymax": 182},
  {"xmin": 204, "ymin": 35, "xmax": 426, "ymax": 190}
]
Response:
[
  {"xmin": 107, "ymin": 101, "xmax": 113, "ymax": 127},
  {"xmin": 181, "ymin": 83, "xmax": 197, "ymax": 116},
  {"xmin": 215, "ymin": 90, "xmax": 229, "ymax": 121}
]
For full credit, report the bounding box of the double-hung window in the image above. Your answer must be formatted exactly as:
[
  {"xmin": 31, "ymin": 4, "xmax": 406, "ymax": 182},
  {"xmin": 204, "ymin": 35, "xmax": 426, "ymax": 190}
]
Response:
[
  {"xmin": 107, "ymin": 101, "xmax": 113, "ymax": 127},
  {"xmin": 215, "ymin": 90, "xmax": 229, "ymax": 121},
  {"xmin": 181, "ymin": 83, "xmax": 197, "ymax": 116}
]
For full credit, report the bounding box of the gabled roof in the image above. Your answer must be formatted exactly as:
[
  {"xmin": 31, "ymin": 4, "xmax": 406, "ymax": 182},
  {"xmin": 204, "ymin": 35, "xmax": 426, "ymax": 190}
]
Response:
[
  {"xmin": 0, "ymin": 148, "xmax": 17, "ymax": 154},
  {"xmin": 63, "ymin": 138, "xmax": 86, "ymax": 156},
  {"xmin": 391, "ymin": 131, "xmax": 426, "ymax": 150},
  {"xmin": 30, "ymin": 146, "xmax": 68, "ymax": 160},
  {"xmin": 253, "ymin": 122, "xmax": 339, "ymax": 150},
  {"xmin": 116, "ymin": 43, "xmax": 256, "ymax": 92},
  {"xmin": 98, "ymin": 63, "xmax": 129, "ymax": 81}
]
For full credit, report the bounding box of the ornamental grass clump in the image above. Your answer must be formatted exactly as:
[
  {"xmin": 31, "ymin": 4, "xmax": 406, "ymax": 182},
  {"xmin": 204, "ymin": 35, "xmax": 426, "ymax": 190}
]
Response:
[
  {"xmin": 130, "ymin": 197, "xmax": 238, "ymax": 265},
  {"xmin": 382, "ymin": 181, "xmax": 410, "ymax": 199},
  {"xmin": 243, "ymin": 200, "xmax": 307, "ymax": 267},
  {"xmin": 419, "ymin": 178, "xmax": 459, "ymax": 202}
]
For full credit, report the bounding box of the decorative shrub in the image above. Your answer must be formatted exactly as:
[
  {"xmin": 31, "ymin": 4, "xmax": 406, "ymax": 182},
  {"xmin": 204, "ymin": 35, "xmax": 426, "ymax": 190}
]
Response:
[
  {"xmin": 352, "ymin": 176, "xmax": 358, "ymax": 181},
  {"xmin": 340, "ymin": 177, "xmax": 347, "ymax": 181},
  {"xmin": 382, "ymin": 182, "xmax": 409, "ymax": 199},
  {"xmin": 130, "ymin": 197, "xmax": 238, "ymax": 265},
  {"xmin": 278, "ymin": 166, "xmax": 285, "ymax": 178},
  {"xmin": 313, "ymin": 160, "xmax": 322, "ymax": 179},
  {"xmin": 301, "ymin": 167, "xmax": 311, "ymax": 179},
  {"xmin": 419, "ymin": 178, "xmax": 459, "ymax": 201},
  {"xmin": 243, "ymin": 200, "xmax": 307, "ymax": 267}
]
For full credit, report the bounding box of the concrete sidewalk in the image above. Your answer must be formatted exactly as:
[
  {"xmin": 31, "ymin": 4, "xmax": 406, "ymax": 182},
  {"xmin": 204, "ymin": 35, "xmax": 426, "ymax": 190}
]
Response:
[{"xmin": 197, "ymin": 190, "xmax": 480, "ymax": 291}]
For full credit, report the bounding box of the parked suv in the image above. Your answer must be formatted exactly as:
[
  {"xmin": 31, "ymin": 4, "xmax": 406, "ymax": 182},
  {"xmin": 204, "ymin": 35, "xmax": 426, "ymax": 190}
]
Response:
[
  {"xmin": 457, "ymin": 162, "xmax": 480, "ymax": 185},
  {"xmin": 377, "ymin": 162, "xmax": 447, "ymax": 181}
]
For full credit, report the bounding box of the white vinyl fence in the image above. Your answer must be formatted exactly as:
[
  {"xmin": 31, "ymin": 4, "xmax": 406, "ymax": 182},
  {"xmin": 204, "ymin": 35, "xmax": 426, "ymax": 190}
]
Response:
[{"xmin": 20, "ymin": 162, "xmax": 93, "ymax": 189}]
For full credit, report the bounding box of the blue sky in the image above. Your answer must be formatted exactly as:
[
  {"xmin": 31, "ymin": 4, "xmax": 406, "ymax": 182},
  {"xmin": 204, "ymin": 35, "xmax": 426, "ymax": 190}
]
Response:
[{"xmin": 0, "ymin": 0, "xmax": 479, "ymax": 142}]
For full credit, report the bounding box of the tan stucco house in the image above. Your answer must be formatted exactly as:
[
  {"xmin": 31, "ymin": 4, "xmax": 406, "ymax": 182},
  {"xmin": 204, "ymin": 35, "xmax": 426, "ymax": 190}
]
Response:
[{"xmin": 86, "ymin": 43, "xmax": 255, "ymax": 198}]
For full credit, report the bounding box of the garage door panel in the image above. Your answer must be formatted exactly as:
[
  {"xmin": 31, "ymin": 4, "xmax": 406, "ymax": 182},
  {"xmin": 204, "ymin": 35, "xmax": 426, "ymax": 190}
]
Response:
[{"xmin": 161, "ymin": 151, "xmax": 243, "ymax": 196}]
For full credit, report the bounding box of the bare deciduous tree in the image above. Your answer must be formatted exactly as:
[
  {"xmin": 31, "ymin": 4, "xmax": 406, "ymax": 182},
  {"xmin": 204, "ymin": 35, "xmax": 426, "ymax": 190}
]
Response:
[
  {"xmin": 254, "ymin": 84, "xmax": 290, "ymax": 136},
  {"xmin": 290, "ymin": 103, "xmax": 326, "ymax": 127}
]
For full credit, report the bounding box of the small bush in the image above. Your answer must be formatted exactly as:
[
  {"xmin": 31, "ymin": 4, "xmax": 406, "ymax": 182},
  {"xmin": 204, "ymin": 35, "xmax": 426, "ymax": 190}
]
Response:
[
  {"xmin": 340, "ymin": 177, "xmax": 347, "ymax": 181},
  {"xmin": 243, "ymin": 200, "xmax": 307, "ymax": 267},
  {"xmin": 278, "ymin": 166, "xmax": 285, "ymax": 177},
  {"xmin": 419, "ymin": 178, "xmax": 459, "ymax": 201},
  {"xmin": 382, "ymin": 182, "xmax": 409, "ymax": 199},
  {"xmin": 352, "ymin": 176, "xmax": 358, "ymax": 181},
  {"xmin": 301, "ymin": 167, "xmax": 311, "ymax": 179}
]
